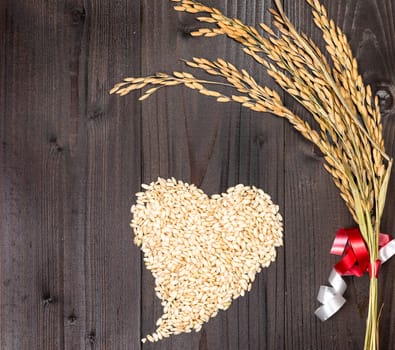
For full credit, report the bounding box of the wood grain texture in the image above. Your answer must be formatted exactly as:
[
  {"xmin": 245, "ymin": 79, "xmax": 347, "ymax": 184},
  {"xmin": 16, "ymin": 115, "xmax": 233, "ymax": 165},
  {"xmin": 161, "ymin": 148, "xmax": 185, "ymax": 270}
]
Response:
[
  {"xmin": 1, "ymin": 0, "xmax": 395, "ymax": 349},
  {"xmin": 1, "ymin": 0, "xmax": 142, "ymax": 349}
]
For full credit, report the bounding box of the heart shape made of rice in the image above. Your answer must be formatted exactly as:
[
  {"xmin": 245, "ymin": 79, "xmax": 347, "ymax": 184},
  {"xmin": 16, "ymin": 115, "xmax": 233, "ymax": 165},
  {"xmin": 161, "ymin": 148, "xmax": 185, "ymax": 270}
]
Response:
[{"xmin": 131, "ymin": 177, "xmax": 283, "ymax": 342}]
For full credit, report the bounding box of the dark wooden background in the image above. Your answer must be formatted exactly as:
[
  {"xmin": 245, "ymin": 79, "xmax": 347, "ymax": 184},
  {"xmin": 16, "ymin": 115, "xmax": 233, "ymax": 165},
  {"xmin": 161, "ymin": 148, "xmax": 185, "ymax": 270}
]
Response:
[{"xmin": 1, "ymin": 0, "xmax": 395, "ymax": 349}]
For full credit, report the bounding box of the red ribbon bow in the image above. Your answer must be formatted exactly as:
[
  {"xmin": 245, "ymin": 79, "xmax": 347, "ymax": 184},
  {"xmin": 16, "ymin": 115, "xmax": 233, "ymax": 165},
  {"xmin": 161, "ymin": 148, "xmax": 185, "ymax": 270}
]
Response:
[{"xmin": 331, "ymin": 228, "xmax": 392, "ymax": 278}]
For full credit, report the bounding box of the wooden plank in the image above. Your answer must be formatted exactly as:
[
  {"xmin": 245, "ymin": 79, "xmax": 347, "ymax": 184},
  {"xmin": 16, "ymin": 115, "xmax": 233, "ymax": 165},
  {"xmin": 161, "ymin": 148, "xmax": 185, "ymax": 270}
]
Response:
[
  {"xmin": 139, "ymin": 1, "xmax": 285, "ymax": 349},
  {"xmin": 282, "ymin": 2, "xmax": 356, "ymax": 349},
  {"xmin": 82, "ymin": 1, "xmax": 142, "ymax": 349},
  {"xmin": 62, "ymin": 2, "xmax": 89, "ymax": 349},
  {"xmin": 1, "ymin": 1, "xmax": 74, "ymax": 348},
  {"xmin": 139, "ymin": 3, "xmax": 201, "ymax": 349},
  {"xmin": 0, "ymin": 0, "xmax": 142, "ymax": 349}
]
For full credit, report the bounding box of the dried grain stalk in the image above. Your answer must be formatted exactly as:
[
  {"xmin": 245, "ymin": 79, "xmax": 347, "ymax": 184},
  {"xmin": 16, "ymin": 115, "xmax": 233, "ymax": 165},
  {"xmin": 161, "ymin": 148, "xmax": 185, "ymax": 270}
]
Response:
[{"xmin": 111, "ymin": 1, "xmax": 393, "ymax": 349}]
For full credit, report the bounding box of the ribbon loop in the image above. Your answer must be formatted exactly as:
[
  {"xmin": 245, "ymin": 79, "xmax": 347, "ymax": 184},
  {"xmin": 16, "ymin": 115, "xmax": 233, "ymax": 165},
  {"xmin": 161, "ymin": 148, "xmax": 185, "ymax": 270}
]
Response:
[{"xmin": 331, "ymin": 228, "xmax": 369, "ymax": 277}]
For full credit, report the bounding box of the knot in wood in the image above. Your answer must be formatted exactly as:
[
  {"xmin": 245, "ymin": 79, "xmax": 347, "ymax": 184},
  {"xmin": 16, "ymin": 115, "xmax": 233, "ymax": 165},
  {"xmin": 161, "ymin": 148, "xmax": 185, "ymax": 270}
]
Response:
[{"xmin": 375, "ymin": 83, "xmax": 394, "ymax": 112}]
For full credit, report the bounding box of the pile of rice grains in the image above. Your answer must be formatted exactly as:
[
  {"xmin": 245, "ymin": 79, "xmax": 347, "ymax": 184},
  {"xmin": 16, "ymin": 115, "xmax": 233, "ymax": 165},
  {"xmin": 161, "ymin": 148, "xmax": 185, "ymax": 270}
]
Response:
[{"xmin": 131, "ymin": 178, "xmax": 283, "ymax": 342}]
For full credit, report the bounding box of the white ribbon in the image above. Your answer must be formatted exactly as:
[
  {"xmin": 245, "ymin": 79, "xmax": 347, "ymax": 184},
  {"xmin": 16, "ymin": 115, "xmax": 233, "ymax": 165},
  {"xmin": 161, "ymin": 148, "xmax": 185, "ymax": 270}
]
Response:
[
  {"xmin": 314, "ymin": 269, "xmax": 347, "ymax": 321},
  {"xmin": 379, "ymin": 239, "xmax": 395, "ymax": 262},
  {"xmin": 315, "ymin": 238, "xmax": 395, "ymax": 321}
]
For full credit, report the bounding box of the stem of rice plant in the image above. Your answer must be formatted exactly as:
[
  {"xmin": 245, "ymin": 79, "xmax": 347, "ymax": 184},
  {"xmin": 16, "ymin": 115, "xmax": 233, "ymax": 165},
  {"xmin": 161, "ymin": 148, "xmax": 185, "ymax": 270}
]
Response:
[{"xmin": 364, "ymin": 275, "xmax": 379, "ymax": 350}]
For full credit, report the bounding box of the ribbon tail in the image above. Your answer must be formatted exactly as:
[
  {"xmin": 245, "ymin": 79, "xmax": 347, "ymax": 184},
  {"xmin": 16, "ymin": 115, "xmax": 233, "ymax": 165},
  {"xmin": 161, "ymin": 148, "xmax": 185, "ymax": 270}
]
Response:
[
  {"xmin": 315, "ymin": 269, "xmax": 347, "ymax": 321},
  {"xmin": 378, "ymin": 239, "xmax": 395, "ymax": 263}
]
